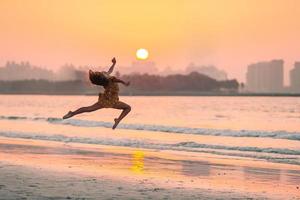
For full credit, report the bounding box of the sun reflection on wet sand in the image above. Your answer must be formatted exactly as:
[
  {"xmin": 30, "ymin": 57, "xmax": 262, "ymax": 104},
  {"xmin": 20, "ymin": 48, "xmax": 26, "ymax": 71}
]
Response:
[{"xmin": 130, "ymin": 150, "xmax": 145, "ymax": 174}]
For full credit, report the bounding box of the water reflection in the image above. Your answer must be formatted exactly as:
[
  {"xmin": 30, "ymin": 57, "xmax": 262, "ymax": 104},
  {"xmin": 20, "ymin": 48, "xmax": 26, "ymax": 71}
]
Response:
[
  {"xmin": 243, "ymin": 167, "xmax": 281, "ymax": 182},
  {"xmin": 181, "ymin": 160, "xmax": 210, "ymax": 177},
  {"xmin": 283, "ymin": 169, "xmax": 300, "ymax": 185},
  {"xmin": 130, "ymin": 150, "xmax": 145, "ymax": 174}
]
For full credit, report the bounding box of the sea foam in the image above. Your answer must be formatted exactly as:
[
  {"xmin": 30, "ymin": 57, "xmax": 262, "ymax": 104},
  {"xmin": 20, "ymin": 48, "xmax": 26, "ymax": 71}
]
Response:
[
  {"xmin": 1, "ymin": 115, "xmax": 300, "ymax": 141},
  {"xmin": 0, "ymin": 130, "xmax": 299, "ymax": 165}
]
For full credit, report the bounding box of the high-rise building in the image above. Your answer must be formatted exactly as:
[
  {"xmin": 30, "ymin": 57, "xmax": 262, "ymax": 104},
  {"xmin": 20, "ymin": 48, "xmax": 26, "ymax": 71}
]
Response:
[
  {"xmin": 246, "ymin": 59, "xmax": 284, "ymax": 93},
  {"xmin": 290, "ymin": 62, "xmax": 300, "ymax": 93}
]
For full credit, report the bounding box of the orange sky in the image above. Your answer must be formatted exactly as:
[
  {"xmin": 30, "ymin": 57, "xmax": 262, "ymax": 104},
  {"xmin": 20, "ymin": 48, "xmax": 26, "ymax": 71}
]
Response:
[{"xmin": 0, "ymin": 0, "xmax": 300, "ymax": 82}]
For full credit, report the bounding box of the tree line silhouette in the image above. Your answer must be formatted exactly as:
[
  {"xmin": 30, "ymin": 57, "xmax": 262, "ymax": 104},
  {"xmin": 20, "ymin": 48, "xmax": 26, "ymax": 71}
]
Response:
[
  {"xmin": 121, "ymin": 72, "xmax": 238, "ymax": 93},
  {"xmin": 0, "ymin": 71, "xmax": 239, "ymax": 95}
]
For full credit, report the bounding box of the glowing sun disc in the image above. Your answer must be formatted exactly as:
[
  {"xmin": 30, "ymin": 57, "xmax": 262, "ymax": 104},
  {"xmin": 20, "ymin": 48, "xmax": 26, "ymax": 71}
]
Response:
[{"xmin": 136, "ymin": 48, "xmax": 149, "ymax": 60}]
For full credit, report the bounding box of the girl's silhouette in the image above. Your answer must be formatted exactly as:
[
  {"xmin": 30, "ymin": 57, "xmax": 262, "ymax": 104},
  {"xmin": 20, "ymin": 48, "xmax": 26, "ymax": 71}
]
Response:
[{"xmin": 63, "ymin": 57, "xmax": 131, "ymax": 129}]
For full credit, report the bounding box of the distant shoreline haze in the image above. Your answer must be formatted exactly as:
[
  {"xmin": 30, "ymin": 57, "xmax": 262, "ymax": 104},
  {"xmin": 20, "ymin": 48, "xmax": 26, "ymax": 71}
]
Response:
[
  {"xmin": 0, "ymin": 61, "xmax": 239, "ymax": 95},
  {"xmin": 0, "ymin": 60, "xmax": 299, "ymax": 94}
]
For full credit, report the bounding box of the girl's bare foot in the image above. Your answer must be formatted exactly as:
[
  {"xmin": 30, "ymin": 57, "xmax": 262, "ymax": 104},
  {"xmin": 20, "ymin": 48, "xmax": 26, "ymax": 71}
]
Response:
[
  {"xmin": 63, "ymin": 111, "xmax": 73, "ymax": 119},
  {"xmin": 112, "ymin": 118, "xmax": 121, "ymax": 129}
]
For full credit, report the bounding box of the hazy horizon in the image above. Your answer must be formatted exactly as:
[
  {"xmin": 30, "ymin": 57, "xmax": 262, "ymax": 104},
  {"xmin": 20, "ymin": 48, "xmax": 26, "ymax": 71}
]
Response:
[{"xmin": 0, "ymin": 58, "xmax": 295, "ymax": 85}]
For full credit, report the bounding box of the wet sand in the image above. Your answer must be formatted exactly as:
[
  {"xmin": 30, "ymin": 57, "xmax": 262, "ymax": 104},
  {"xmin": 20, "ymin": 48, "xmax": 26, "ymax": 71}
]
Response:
[{"xmin": 0, "ymin": 137, "xmax": 300, "ymax": 200}]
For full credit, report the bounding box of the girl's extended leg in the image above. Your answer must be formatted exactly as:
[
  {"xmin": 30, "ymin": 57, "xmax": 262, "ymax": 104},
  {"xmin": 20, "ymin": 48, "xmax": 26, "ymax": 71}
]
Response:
[
  {"xmin": 63, "ymin": 102, "xmax": 103, "ymax": 119},
  {"xmin": 112, "ymin": 101, "xmax": 131, "ymax": 129}
]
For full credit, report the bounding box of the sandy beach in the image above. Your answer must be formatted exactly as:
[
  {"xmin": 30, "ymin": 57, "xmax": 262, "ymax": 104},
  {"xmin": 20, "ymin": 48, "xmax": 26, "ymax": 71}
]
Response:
[{"xmin": 0, "ymin": 137, "xmax": 299, "ymax": 200}]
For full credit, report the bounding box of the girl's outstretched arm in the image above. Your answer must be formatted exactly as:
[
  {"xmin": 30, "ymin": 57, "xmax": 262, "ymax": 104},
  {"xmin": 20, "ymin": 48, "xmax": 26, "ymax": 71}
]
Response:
[{"xmin": 107, "ymin": 57, "xmax": 116, "ymax": 74}]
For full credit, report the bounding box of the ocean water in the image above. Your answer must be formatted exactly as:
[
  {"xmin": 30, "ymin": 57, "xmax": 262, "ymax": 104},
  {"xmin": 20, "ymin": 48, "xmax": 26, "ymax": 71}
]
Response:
[{"xmin": 0, "ymin": 95, "xmax": 300, "ymax": 165}]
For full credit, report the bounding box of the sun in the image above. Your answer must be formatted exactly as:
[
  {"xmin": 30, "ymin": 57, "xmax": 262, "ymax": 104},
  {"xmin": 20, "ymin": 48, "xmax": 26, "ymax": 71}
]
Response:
[{"xmin": 136, "ymin": 48, "xmax": 149, "ymax": 60}]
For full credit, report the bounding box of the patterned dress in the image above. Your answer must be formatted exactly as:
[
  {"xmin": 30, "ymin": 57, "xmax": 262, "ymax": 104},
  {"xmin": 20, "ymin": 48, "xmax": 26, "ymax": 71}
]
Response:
[{"xmin": 98, "ymin": 76, "xmax": 119, "ymax": 108}]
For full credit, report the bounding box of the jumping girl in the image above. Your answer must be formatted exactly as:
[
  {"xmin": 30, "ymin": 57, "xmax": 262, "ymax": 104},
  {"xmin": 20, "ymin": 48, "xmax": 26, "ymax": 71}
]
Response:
[{"xmin": 62, "ymin": 57, "xmax": 131, "ymax": 129}]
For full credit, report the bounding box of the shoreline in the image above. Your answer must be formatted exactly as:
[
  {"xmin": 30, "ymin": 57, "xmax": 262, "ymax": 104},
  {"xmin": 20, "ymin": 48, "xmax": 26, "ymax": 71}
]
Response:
[{"xmin": 0, "ymin": 137, "xmax": 299, "ymax": 199}]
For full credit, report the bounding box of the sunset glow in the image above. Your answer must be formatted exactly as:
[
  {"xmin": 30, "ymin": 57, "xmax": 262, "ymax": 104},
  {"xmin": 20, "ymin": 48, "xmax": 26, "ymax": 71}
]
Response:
[{"xmin": 1, "ymin": 0, "xmax": 300, "ymax": 81}]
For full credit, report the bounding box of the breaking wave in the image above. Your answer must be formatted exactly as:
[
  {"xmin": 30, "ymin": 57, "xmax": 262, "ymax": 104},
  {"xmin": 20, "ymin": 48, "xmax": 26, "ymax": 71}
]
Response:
[
  {"xmin": 1, "ymin": 115, "xmax": 300, "ymax": 141},
  {"xmin": 0, "ymin": 130, "xmax": 299, "ymax": 166}
]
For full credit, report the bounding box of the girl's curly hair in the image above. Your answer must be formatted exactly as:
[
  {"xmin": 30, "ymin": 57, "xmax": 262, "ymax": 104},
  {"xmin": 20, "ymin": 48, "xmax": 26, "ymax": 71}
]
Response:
[{"xmin": 89, "ymin": 71, "xmax": 109, "ymax": 87}]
